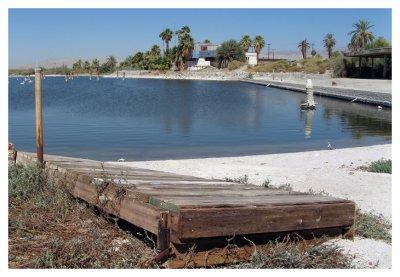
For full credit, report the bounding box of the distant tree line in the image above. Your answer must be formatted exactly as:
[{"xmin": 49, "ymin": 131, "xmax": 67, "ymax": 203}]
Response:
[{"xmin": 10, "ymin": 20, "xmax": 390, "ymax": 76}]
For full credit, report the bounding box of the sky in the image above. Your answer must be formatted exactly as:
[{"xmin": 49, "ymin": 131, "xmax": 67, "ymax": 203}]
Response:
[{"xmin": 8, "ymin": 8, "xmax": 392, "ymax": 68}]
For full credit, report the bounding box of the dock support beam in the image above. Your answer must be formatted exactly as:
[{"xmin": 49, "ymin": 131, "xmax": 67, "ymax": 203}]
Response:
[
  {"xmin": 35, "ymin": 67, "xmax": 44, "ymax": 165},
  {"xmin": 383, "ymin": 54, "xmax": 387, "ymax": 79}
]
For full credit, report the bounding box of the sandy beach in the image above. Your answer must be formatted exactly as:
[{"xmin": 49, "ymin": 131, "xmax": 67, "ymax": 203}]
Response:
[{"xmin": 109, "ymin": 144, "xmax": 392, "ymax": 268}]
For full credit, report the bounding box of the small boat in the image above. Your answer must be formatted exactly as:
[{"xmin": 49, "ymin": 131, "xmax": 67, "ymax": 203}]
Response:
[
  {"xmin": 28, "ymin": 79, "xmax": 32, "ymax": 83},
  {"xmin": 20, "ymin": 81, "xmax": 25, "ymax": 85}
]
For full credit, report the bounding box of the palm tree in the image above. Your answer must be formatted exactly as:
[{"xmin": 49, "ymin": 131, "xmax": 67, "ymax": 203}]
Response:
[
  {"xmin": 203, "ymin": 39, "xmax": 211, "ymax": 43},
  {"xmin": 83, "ymin": 60, "xmax": 91, "ymax": 73},
  {"xmin": 323, "ymin": 33, "xmax": 336, "ymax": 59},
  {"xmin": 253, "ymin": 35, "xmax": 265, "ymax": 61},
  {"xmin": 72, "ymin": 59, "xmax": 82, "ymax": 74},
  {"xmin": 164, "ymin": 28, "xmax": 173, "ymax": 51},
  {"xmin": 159, "ymin": 28, "xmax": 174, "ymax": 54},
  {"xmin": 150, "ymin": 45, "xmax": 161, "ymax": 57},
  {"xmin": 216, "ymin": 39, "xmax": 246, "ymax": 68},
  {"xmin": 240, "ymin": 35, "xmax": 252, "ymax": 53},
  {"xmin": 175, "ymin": 25, "xmax": 191, "ymax": 39},
  {"xmin": 348, "ymin": 19, "xmax": 375, "ymax": 52},
  {"xmin": 298, "ymin": 39, "xmax": 310, "ymax": 59},
  {"xmin": 106, "ymin": 56, "xmax": 117, "ymax": 72},
  {"xmin": 91, "ymin": 59, "xmax": 100, "ymax": 73},
  {"xmin": 176, "ymin": 32, "xmax": 194, "ymax": 70}
]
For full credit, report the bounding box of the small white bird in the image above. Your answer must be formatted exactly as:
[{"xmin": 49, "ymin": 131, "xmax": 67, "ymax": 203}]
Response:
[
  {"xmin": 117, "ymin": 158, "xmax": 125, "ymax": 162},
  {"xmin": 377, "ymin": 106, "xmax": 382, "ymax": 110},
  {"xmin": 327, "ymin": 142, "xmax": 332, "ymax": 150}
]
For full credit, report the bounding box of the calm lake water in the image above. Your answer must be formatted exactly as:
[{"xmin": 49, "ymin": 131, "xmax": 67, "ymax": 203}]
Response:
[{"xmin": 8, "ymin": 76, "xmax": 391, "ymax": 161}]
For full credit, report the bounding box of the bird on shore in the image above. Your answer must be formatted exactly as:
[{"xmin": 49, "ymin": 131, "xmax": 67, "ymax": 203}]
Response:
[
  {"xmin": 327, "ymin": 142, "xmax": 332, "ymax": 150},
  {"xmin": 118, "ymin": 158, "xmax": 125, "ymax": 162}
]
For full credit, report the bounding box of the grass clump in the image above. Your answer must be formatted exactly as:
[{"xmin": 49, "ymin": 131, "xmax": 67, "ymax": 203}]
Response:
[
  {"xmin": 234, "ymin": 236, "xmax": 353, "ymax": 269},
  {"xmin": 8, "ymin": 163, "xmax": 154, "ymax": 268},
  {"xmin": 359, "ymin": 159, "xmax": 391, "ymax": 174},
  {"xmin": 249, "ymin": 60, "xmax": 298, "ymax": 73},
  {"xmin": 228, "ymin": 60, "xmax": 245, "ymax": 71},
  {"xmin": 355, "ymin": 209, "xmax": 391, "ymax": 243},
  {"xmin": 300, "ymin": 58, "xmax": 329, "ymax": 74}
]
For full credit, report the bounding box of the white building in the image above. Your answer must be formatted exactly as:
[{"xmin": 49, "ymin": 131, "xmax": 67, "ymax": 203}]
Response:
[
  {"xmin": 246, "ymin": 52, "xmax": 257, "ymax": 65},
  {"xmin": 188, "ymin": 42, "xmax": 220, "ymax": 68}
]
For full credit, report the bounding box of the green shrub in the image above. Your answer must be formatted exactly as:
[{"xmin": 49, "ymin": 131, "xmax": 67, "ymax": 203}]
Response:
[
  {"xmin": 359, "ymin": 159, "xmax": 392, "ymax": 174},
  {"xmin": 329, "ymin": 56, "xmax": 348, "ymax": 77},
  {"xmin": 8, "ymin": 163, "xmax": 48, "ymax": 206},
  {"xmin": 355, "ymin": 209, "xmax": 391, "ymax": 242}
]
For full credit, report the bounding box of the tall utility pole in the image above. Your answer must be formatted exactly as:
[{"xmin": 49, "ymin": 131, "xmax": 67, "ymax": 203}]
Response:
[
  {"xmin": 311, "ymin": 43, "xmax": 315, "ymax": 52},
  {"xmin": 267, "ymin": 43, "xmax": 271, "ymax": 60},
  {"xmin": 35, "ymin": 67, "xmax": 44, "ymax": 165},
  {"xmin": 272, "ymin": 48, "xmax": 275, "ymax": 61}
]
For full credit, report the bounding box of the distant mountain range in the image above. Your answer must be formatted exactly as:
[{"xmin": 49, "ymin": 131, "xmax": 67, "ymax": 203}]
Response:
[{"xmin": 10, "ymin": 56, "xmax": 121, "ymax": 70}]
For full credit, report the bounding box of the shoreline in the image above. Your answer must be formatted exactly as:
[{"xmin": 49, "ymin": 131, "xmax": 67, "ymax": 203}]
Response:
[{"xmin": 11, "ymin": 70, "xmax": 390, "ymax": 107}]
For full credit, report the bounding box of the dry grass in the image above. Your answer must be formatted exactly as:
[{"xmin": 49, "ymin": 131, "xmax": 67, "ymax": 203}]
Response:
[
  {"xmin": 248, "ymin": 58, "xmax": 329, "ymax": 74},
  {"xmin": 233, "ymin": 235, "xmax": 353, "ymax": 269},
  {"xmin": 8, "ymin": 163, "xmax": 156, "ymax": 268}
]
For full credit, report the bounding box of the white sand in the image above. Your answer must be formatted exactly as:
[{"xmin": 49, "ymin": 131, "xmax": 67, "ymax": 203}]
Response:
[
  {"xmin": 327, "ymin": 237, "xmax": 392, "ymax": 268},
  {"xmin": 108, "ymin": 144, "xmax": 392, "ymax": 268}
]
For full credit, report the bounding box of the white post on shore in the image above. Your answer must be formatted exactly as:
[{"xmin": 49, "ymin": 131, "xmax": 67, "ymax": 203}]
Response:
[
  {"xmin": 123, "ymin": 72, "xmax": 125, "ymax": 80},
  {"xmin": 35, "ymin": 67, "xmax": 44, "ymax": 165}
]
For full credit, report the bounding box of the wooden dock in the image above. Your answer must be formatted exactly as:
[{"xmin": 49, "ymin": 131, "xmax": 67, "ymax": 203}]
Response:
[{"xmin": 16, "ymin": 151, "xmax": 356, "ymax": 268}]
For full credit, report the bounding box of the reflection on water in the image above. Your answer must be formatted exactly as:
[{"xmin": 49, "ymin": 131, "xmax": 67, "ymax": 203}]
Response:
[
  {"xmin": 304, "ymin": 110, "xmax": 314, "ymax": 139},
  {"xmin": 8, "ymin": 77, "xmax": 391, "ymax": 161}
]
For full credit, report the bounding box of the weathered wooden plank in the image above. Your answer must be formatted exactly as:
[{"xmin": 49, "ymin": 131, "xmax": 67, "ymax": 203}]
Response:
[
  {"xmin": 175, "ymin": 202, "xmax": 355, "ymax": 239},
  {"xmin": 149, "ymin": 194, "xmax": 349, "ymax": 210},
  {"xmin": 131, "ymin": 188, "xmax": 303, "ymax": 198},
  {"xmin": 46, "ymin": 164, "xmax": 163, "ymax": 235}
]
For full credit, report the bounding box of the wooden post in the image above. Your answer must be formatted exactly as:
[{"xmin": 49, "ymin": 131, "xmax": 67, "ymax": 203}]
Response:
[
  {"xmin": 371, "ymin": 57, "xmax": 374, "ymax": 78},
  {"xmin": 123, "ymin": 72, "xmax": 125, "ymax": 80},
  {"xmin": 383, "ymin": 55, "xmax": 387, "ymax": 79},
  {"xmin": 35, "ymin": 67, "xmax": 44, "ymax": 165}
]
